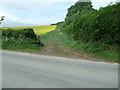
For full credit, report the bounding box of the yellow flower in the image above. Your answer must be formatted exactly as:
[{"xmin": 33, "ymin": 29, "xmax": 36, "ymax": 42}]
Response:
[{"xmin": 2, "ymin": 25, "xmax": 56, "ymax": 35}]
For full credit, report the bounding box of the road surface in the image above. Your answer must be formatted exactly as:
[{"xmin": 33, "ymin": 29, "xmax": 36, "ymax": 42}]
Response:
[{"xmin": 1, "ymin": 50, "xmax": 118, "ymax": 88}]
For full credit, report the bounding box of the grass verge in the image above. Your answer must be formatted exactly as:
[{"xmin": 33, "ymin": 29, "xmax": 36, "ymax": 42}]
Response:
[{"xmin": 40, "ymin": 27, "xmax": 119, "ymax": 63}]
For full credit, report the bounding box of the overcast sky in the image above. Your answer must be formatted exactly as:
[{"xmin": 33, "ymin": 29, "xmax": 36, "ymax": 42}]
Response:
[{"xmin": 0, "ymin": 0, "xmax": 118, "ymax": 27}]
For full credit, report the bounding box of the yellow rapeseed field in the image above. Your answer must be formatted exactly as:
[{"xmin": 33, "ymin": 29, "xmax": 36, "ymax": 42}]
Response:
[{"xmin": 2, "ymin": 25, "xmax": 56, "ymax": 35}]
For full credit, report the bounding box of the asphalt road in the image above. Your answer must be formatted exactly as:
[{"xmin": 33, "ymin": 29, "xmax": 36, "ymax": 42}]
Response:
[{"xmin": 1, "ymin": 50, "xmax": 118, "ymax": 88}]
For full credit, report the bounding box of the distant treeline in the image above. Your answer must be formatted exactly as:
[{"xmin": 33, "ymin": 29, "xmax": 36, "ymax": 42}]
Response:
[
  {"xmin": 58, "ymin": 1, "xmax": 120, "ymax": 52},
  {"xmin": 51, "ymin": 21, "xmax": 64, "ymax": 26}
]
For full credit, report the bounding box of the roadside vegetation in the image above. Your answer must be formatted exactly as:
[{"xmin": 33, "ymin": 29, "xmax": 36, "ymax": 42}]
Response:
[
  {"xmin": 1, "ymin": 25, "xmax": 56, "ymax": 51},
  {"xmin": 1, "ymin": 1, "xmax": 119, "ymax": 62},
  {"xmin": 40, "ymin": 26, "xmax": 119, "ymax": 62},
  {"xmin": 56, "ymin": 1, "xmax": 120, "ymax": 62},
  {"xmin": 1, "ymin": 28, "xmax": 42, "ymax": 51}
]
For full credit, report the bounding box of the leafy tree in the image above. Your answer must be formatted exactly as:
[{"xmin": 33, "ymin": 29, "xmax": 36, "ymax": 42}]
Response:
[
  {"xmin": 66, "ymin": 0, "xmax": 93, "ymax": 18},
  {"xmin": 61, "ymin": 1, "xmax": 120, "ymax": 51}
]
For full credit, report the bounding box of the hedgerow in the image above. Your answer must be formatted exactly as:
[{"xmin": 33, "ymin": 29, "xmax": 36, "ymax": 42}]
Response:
[
  {"xmin": 2, "ymin": 28, "xmax": 37, "ymax": 39},
  {"xmin": 61, "ymin": 2, "xmax": 120, "ymax": 52},
  {"xmin": 1, "ymin": 28, "xmax": 42, "ymax": 50}
]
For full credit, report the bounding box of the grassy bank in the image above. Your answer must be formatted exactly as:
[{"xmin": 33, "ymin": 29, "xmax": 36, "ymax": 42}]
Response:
[
  {"xmin": 54, "ymin": 2, "xmax": 119, "ymax": 62},
  {"xmin": 40, "ymin": 26, "xmax": 119, "ymax": 62}
]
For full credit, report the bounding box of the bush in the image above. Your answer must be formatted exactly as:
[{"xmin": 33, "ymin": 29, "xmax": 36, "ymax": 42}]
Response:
[
  {"xmin": 2, "ymin": 28, "xmax": 43, "ymax": 50},
  {"xmin": 89, "ymin": 3, "xmax": 120, "ymax": 45},
  {"xmin": 2, "ymin": 28, "xmax": 37, "ymax": 39},
  {"xmin": 61, "ymin": 2, "xmax": 120, "ymax": 51}
]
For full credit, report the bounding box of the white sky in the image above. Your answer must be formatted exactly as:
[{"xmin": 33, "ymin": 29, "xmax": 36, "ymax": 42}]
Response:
[{"xmin": 0, "ymin": 0, "xmax": 118, "ymax": 27}]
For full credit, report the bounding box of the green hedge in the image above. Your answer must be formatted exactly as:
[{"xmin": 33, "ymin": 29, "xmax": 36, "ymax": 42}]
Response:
[
  {"xmin": 1, "ymin": 28, "xmax": 42, "ymax": 50},
  {"xmin": 61, "ymin": 3, "xmax": 120, "ymax": 51},
  {"xmin": 2, "ymin": 28, "xmax": 37, "ymax": 39}
]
